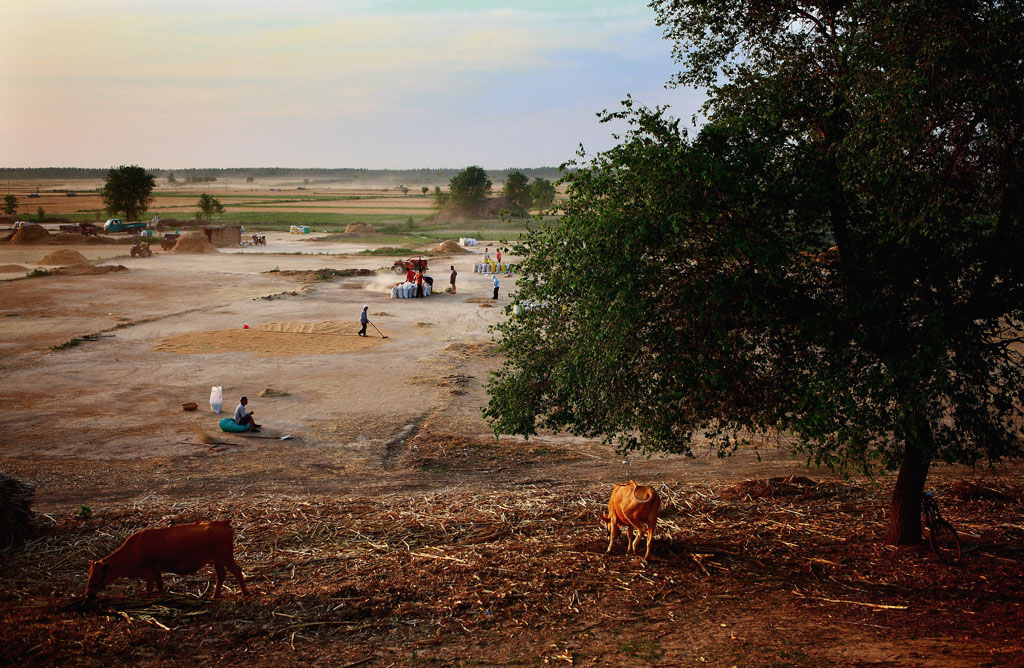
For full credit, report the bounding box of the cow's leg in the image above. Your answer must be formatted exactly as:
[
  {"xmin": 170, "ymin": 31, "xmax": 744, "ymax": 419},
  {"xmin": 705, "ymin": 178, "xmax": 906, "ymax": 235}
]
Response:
[
  {"xmin": 144, "ymin": 573, "xmax": 156, "ymax": 596},
  {"xmin": 624, "ymin": 525, "xmax": 635, "ymax": 553},
  {"xmin": 154, "ymin": 571, "xmax": 164, "ymax": 595},
  {"xmin": 226, "ymin": 558, "xmax": 248, "ymax": 596},
  {"xmin": 606, "ymin": 518, "xmax": 619, "ymax": 553},
  {"xmin": 213, "ymin": 564, "xmax": 226, "ymax": 599},
  {"xmin": 643, "ymin": 523, "xmax": 654, "ymax": 560}
]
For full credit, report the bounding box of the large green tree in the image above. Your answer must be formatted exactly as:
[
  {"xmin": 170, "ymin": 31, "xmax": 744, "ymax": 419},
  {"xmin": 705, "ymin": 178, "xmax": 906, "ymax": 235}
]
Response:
[
  {"xmin": 2, "ymin": 194, "xmax": 17, "ymax": 216},
  {"xmin": 447, "ymin": 166, "xmax": 491, "ymax": 215},
  {"xmin": 529, "ymin": 177, "xmax": 556, "ymax": 210},
  {"xmin": 102, "ymin": 165, "xmax": 156, "ymax": 221},
  {"xmin": 486, "ymin": 0, "xmax": 1024, "ymax": 545},
  {"xmin": 503, "ymin": 170, "xmax": 532, "ymax": 215},
  {"xmin": 195, "ymin": 193, "xmax": 225, "ymax": 221}
]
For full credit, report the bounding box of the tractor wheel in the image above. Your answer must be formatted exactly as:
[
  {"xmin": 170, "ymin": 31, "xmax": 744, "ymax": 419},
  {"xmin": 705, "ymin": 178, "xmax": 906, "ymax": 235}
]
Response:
[{"xmin": 394, "ymin": 265, "xmax": 405, "ymax": 275}]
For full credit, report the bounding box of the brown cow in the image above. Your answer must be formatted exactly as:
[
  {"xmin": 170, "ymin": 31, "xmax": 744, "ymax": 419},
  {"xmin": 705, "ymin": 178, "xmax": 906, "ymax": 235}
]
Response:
[
  {"xmin": 600, "ymin": 481, "xmax": 661, "ymax": 560},
  {"xmin": 85, "ymin": 520, "xmax": 248, "ymax": 600}
]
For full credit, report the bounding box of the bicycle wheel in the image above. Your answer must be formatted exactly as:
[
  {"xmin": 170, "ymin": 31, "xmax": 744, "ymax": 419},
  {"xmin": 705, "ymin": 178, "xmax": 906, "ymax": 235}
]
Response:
[{"xmin": 928, "ymin": 519, "xmax": 962, "ymax": 563}]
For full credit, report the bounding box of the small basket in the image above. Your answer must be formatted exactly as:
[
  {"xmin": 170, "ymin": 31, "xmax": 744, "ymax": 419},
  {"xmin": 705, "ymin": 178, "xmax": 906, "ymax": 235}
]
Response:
[{"xmin": 182, "ymin": 402, "xmax": 199, "ymax": 411}]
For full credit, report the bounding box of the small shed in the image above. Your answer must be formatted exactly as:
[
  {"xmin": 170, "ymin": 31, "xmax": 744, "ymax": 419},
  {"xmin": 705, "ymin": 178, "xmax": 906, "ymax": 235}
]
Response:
[{"xmin": 202, "ymin": 225, "xmax": 242, "ymax": 247}]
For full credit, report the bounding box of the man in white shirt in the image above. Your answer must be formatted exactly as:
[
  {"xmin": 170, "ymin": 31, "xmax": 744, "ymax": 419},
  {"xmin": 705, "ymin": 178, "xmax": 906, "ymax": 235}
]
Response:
[
  {"xmin": 233, "ymin": 396, "xmax": 260, "ymax": 432},
  {"xmin": 492, "ymin": 274, "xmax": 499, "ymax": 300}
]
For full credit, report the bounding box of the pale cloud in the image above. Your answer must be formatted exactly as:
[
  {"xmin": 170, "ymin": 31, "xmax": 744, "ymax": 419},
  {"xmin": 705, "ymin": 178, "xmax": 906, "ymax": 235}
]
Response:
[{"xmin": 0, "ymin": 1, "xmax": 697, "ymax": 167}]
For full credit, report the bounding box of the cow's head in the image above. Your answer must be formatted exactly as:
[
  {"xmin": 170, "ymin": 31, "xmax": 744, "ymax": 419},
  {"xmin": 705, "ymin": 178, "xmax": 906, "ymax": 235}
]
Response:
[
  {"xmin": 598, "ymin": 513, "xmax": 612, "ymax": 533},
  {"xmin": 85, "ymin": 560, "xmax": 110, "ymax": 598}
]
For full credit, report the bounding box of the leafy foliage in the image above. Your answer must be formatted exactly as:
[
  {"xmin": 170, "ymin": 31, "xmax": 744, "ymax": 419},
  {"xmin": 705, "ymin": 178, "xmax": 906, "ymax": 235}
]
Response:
[
  {"xmin": 447, "ymin": 166, "xmax": 492, "ymax": 215},
  {"xmin": 102, "ymin": 165, "xmax": 156, "ymax": 221},
  {"xmin": 195, "ymin": 193, "xmax": 225, "ymax": 221},
  {"xmin": 503, "ymin": 170, "xmax": 532, "ymax": 215},
  {"xmin": 486, "ymin": 0, "xmax": 1024, "ymax": 544},
  {"xmin": 529, "ymin": 177, "xmax": 556, "ymax": 210},
  {"xmin": 2, "ymin": 194, "xmax": 17, "ymax": 215}
]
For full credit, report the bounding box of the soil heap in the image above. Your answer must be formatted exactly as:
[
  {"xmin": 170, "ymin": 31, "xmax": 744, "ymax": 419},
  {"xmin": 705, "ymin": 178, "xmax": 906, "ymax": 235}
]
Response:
[
  {"xmin": 344, "ymin": 221, "xmax": 377, "ymax": 235},
  {"xmin": 0, "ymin": 264, "xmax": 28, "ymax": 273},
  {"xmin": 171, "ymin": 231, "xmax": 219, "ymax": 254},
  {"xmin": 52, "ymin": 264, "xmax": 128, "ymax": 276},
  {"xmin": 38, "ymin": 249, "xmax": 88, "ymax": 265},
  {"xmin": 7, "ymin": 224, "xmax": 50, "ymax": 245}
]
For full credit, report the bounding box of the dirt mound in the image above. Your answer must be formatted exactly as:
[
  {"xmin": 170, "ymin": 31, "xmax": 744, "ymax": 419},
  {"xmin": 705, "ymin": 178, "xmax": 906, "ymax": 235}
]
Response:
[
  {"xmin": 344, "ymin": 222, "xmax": 377, "ymax": 235},
  {"xmin": 8, "ymin": 224, "xmax": 50, "ymax": 245},
  {"xmin": 49, "ymin": 232, "xmax": 87, "ymax": 244},
  {"xmin": 433, "ymin": 239, "xmax": 472, "ymax": 254},
  {"xmin": 51, "ymin": 264, "xmax": 128, "ymax": 276},
  {"xmin": 153, "ymin": 323, "xmax": 383, "ymax": 356},
  {"xmin": 171, "ymin": 231, "xmax": 219, "ymax": 254},
  {"xmin": 0, "ymin": 264, "xmax": 28, "ymax": 273},
  {"xmin": 38, "ymin": 249, "xmax": 88, "ymax": 265},
  {"xmin": 440, "ymin": 342, "xmax": 498, "ymax": 358},
  {"xmin": 258, "ymin": 388, "xmax": 291, "ymax": 398}
]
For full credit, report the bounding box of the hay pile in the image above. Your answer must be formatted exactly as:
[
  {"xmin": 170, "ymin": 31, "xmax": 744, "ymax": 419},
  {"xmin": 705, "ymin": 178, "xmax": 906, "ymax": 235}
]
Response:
[
  {"xmin": 39, "ymin": 249, "xmax": 88, "ymax": 265},
  {"xmin": 8, "ymin": 224, "xmax": 50, "ymax": 245},
  {"xmin": 344, "ymin": 221, "xmax": 377, "ymax": 235},
  {"xmin": 434, "ymin": 239, "xmax": 472, "ymax": 254},
  {"xmin": 0, "ymin": 471, "xmax": 34, "ymax": 547},
  {"xmin": 0, "ymin": 264, "xmax": 28, "ymax": 273},
  {"xmin": 171, "ymin": 231, "xmax": 219, "ymax": 254}
]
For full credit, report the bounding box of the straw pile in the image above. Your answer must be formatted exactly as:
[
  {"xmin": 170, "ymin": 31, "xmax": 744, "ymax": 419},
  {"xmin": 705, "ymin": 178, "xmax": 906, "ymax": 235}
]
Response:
[
  {"xmin": 39, "ymin": 249, "xmax": 88, "ymax": 265},
  {"xmin": 171, "ymin": 231, "xmax": 219, "ymax": 254},
  {"xmin": 0, "ymin": 471, "xmax": 34, "ymax": 548},
  {"xmin": 344, "ymin": 222, "xmax": 377, "ymax": 235},
  {"xmin": 8, "ymin": 224, "xmax": 50, "ymax": 244},
  {"xmin": 0, "ymin": 264, "xmax": 28, "ymax": 273},
  {"xmin": 433, "ymin": 239, "xmax": 472, "ymax": 254}
]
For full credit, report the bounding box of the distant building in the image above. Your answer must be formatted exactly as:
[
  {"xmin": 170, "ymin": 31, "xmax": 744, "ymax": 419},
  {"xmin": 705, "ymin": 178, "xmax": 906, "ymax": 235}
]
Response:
[{"xmin": 202, "ymin": 225, "xmax": 241, "ymax": 247}]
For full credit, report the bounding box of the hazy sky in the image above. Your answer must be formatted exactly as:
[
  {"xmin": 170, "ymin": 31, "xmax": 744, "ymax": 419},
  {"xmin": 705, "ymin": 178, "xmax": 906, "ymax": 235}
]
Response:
[{"xmin": 1, "ymin": 1, "xmax": 705, "ymax": 169}]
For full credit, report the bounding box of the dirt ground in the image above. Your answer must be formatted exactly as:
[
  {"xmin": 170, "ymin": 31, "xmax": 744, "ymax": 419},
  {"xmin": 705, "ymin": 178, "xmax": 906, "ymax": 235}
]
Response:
[{"xmin": 1, "ymin": 232, "xmax": 1022, "ymax": 668}]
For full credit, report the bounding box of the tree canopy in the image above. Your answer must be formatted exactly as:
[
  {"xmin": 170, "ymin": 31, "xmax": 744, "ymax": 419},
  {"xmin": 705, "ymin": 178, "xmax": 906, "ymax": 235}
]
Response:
[
  {"xmin": 529, "ymin": 177, "xmax": 556, "ymax": 210},
  {"xmin": 485, "ymin": 0, "xmax": 1024, "ymax": 545},
  {"xmin": 2, "ymin": 194, "xmax": 17, "ymax": 216},
  {"xmin": 195, "ymin": 193, "xmax": 225, "ymax": 221},
  {"xmin": 447, "ymin": 166, "xmax": 491, "ymax": 215},
  {"xmin": 503, "ymin": 170, "xmax": 532, "ymax": 215},
  {"xmin": 102, "ymin": 165, "xmax": 156, "ymax": 221}
]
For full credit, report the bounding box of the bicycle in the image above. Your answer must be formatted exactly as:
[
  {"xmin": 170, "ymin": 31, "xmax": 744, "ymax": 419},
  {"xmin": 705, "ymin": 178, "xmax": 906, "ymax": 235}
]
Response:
[{"xmin": 922, "ymin": 491, "xmax": 962, "ymax": 563}]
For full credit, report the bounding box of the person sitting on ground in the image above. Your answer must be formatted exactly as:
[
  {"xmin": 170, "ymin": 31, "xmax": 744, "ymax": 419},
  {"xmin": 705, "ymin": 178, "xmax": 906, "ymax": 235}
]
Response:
[
  {"xmin": 359, "ymin": 305, "xmax": 369, "ymax": 336},
  {"xmin": 233, "ymin": 397, "xmax": 260, "ymax": 432}
]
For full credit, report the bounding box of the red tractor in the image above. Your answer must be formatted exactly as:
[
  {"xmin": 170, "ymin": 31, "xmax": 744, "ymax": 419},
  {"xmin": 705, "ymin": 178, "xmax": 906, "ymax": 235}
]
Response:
[{"xmin": 392, "ymin": 257, "xmax": 428, "ymax": 275}]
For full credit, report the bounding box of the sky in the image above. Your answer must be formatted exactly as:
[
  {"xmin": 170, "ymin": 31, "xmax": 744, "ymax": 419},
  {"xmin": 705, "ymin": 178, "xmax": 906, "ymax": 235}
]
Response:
[{"xmin": 0, "ymin": 0, "xmax": 706, "ymax": 169}]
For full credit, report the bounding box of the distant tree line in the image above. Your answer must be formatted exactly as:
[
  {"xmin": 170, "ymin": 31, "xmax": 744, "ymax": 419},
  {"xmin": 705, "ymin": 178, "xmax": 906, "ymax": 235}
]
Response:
[{"xmin": 1, "ymin": 166, "xmax": 564, "ymax": 183}]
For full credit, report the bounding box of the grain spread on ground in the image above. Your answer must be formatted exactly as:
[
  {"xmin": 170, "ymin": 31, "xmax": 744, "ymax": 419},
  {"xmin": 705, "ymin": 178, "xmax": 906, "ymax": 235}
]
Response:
[
  {"xmin": 38, "ymin": 249, "xmax": 88, "ymax": 265},
  {"xmin": 344, "ymin": 221, "xmax": 377, "ymax": 235},
  {"xmin": 51, "ymin": 264, "xmax": 128, "ymax": 276},
  {"xmin": 7, "ymin": 224, "xmax": 50, "ymax": 245},
  {"xmin": 171, "ymin": 231, "xmax": 219, "ymax": 254},
  {"xmin": 152, "ymin": 320, "xmax": 384, "ymax": 356},
  {"xmin": 0, "ymin": 264, "xmax": 28, "ymax": 273}
]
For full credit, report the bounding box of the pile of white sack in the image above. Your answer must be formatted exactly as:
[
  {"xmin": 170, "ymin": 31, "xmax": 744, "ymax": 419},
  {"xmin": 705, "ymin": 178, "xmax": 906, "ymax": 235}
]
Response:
[
  {"xmin": 390, "ymin": 281, "xmax": 432, "ymax": 298},
  {"xmin": 460, "ymin": 237, "xmax": 478, "ymax": 247}
]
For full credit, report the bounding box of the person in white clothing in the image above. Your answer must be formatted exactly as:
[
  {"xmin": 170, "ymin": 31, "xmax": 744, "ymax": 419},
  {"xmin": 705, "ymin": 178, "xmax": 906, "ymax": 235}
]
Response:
[{"xmin": 492, "ymin": 274, "xmax": 499, "ymax": 299}]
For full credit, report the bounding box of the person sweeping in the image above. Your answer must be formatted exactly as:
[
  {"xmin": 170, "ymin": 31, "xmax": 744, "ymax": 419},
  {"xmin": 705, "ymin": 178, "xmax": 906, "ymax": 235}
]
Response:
[{"xmin": 358, "ymin": 305, "xmax": 369, "ymax": 337}]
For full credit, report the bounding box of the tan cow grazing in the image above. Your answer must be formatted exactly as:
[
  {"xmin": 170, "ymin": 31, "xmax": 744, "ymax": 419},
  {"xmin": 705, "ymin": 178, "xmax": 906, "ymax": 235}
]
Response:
[
  {"xmin": 600, "ymin": 481, "xmax": 661, "ymax": 560},
  {"xmin": 85, "ymin": 520, "xmax": 248, "ymax": 600}
]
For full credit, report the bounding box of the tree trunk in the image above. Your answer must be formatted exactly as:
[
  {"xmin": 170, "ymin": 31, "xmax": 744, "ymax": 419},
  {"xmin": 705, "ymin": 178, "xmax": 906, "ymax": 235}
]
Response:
[{"xmin": 884, "ymin": 426, "xmax": 932, "ymax": 545}]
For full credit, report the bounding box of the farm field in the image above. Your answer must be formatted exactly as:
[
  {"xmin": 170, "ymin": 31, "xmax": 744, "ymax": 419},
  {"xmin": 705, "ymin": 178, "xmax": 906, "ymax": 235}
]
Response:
[{"xmin": 0, "ymin": 195, "xmax": 1022, "ymax": 668}]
